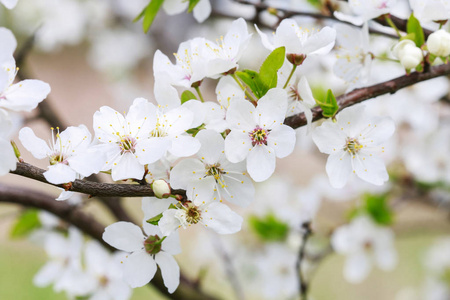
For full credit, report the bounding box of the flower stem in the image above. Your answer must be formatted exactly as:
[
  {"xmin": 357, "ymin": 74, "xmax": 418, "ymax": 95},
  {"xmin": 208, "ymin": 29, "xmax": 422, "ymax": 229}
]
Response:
[
  {"xmin": 385, "ymin": 15, "xmax": 402, "ymax": 37},
  {"xmin": 283, "ymin": 64, "xmax": 297, "ymax": 89},
  {"xmin": 230, "ymin": 73, "xmax": 258, "ymax": 105},
  {"xmin": 194, "ymin": 86, "xmax": 205, "ymax": 102}
]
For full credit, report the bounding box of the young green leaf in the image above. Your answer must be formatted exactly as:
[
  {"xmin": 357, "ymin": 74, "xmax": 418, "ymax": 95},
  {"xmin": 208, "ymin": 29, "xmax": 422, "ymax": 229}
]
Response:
[
  {"xmin": 249, "ymin": 213, "xmax": 289, "ymax": 242},
  {"xmin": 236, "ymin": 69, "xmax": 266, "ymax": 98},
  {"xmin": 188, "ymin": 0, "xmax": 201, "ymax": 12},
  {"xmin": 316, "ymin": 89, "xmax": 339, "ymax": 118},
  {"xmin": 181, "ymin": 90, "xmax": 197, "ymax": 104},
  {"xmin": 259, "ymin": 46, "xmax": 286, "ymax": 92},
  {"xmin": 10, "ymin": 209, "xmax": 41, "ymax": 239},
  {"xmin": 146, "ymin": 213, "xmax": 163, "ymax": 225},
  {"xmin": 407, "ymin": 14, "xmax": 425, "ymax": 47},
  {"xmin": 141, "ymin": 0, "xmax": 165, "ymax": 33},
  {"xmin": 363, "ymin": 193, "xmax": 394, "ymax": 226}
]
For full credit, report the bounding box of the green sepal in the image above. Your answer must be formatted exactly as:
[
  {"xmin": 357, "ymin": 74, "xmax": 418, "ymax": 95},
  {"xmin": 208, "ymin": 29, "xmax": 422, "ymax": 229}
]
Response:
[
  {"xmin": 181, "ymin": 90, "xmax": 197, "ymax": 104},
  {"xmin": 316, "ymin": 89, "xmax": 339, "ymax": 118},
  {"xmin": 146, "ymin": 213, "xmax": 163, "ymax": 225},
  {"xmin": 10, "ymin": 209, "xmax": 42, "ymax": 239},
  {"xmin": 406, "ymin": 13, "xmax": 425, "ymax": 47}
]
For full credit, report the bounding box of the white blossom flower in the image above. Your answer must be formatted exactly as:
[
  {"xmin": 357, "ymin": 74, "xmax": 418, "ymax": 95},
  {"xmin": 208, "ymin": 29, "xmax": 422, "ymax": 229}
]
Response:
[
  {"xmin": 427, "ymin": 29, "xmax": 450, "ymax": 57},
  {"xmin": 84, "ymin": 241, "xmax": 132, "ymax": 300},
  {"xmin": 163, "ymin": 0, "xmax": 211, "ymax": 23},
  {"xmin": 284, "ymin": 75, "xmax": 316, "ymax": 129},
  {"xmin": 334, "ymin": 0, "xmax": 397, "ymax": 26},
  {"xmin": 392, "ymin": 40, "xmax": 423, "ymax": 71},
  {"xmin": 410, "ymin": 0, "xmax": 450, "ymax": 23},
  {"xmin": 102, "ymin": 221, "xmax": 181, "ymax": 292},
  {"xmin": 312, "ymin": 105, "xmax": 395, "ymax": 188},
  {"xmin": 170, "ymin": 129, "xmax": 255, "ymax": 207},
  {"xmin": 19, "ymin": 125, "xmax": 104, "ymax": 184},
  {"xmin": 224, "ymin": 88, "xmax": 296, "ymax": 182},
  {"xmin": 255, "ymin": 18, "xmax": 336, "ymax": 59},
  {"xmin": 93, "ymin": 98, "xmax": 162, "ymax": 181},
  {"xmin": 331, "ymin": 215, "xmax": 397, "ymax": 283},
  {"xmin": 0, "ymin": 0, "xmax": 17, "ymax": 9}
]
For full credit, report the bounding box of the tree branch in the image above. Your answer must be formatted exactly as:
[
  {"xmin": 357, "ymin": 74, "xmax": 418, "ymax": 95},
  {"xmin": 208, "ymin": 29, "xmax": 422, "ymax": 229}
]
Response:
[
  {"xmin": 0, "ymin": 183, "xmax": 217, "ymax": 300},
  {"xmin": 285, "ymin": 63, "xmax": 450, "ymax": 129},
  {"xmin": 296, "ymin": 222, "xmax": 312, "ymax": 300}
]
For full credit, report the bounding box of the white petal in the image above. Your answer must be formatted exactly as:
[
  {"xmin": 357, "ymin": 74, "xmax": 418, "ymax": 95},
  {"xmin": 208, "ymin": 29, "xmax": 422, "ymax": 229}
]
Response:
[
  {"xmin": 187, "ymin": 176, "xmax": 215, "ymax": 206},
  {"xmin": 312, "ymin": 120, "xmax": 347, "ymax": 154},
  {"xmin": 202, "ymin": 202, "xmax": 243, "ymax": 234},
  {"xmin": 359, "ymin": 116, "xmax": 395, "ymax": 146},
  {"xmin": 123, "ymin": 250, "xmax": 157, "ymax": 288},
  {"xmin": 1, "ymin": 80, "xmax": 50, "ymax": 112},
  {"xmin": 93, "ymin": 106, "xmax": 126, "ymax": 141},
  {"xmin": 226, "ymin": 99, "xmax": 257, "ymax": 131},
  {"xmin": 33, "ymin": 261, "xmax": 62, "ymax": 287},
  {"xmin": 196, "ymin": 129, "xmax": 224, "ymax": 164},
  {"xmin": 0, "ymin": 138, "xmax": 16, "ymax": 175},
  {"xmin": 111, "ymin": 152, "xmax": 145, "ymax": 181},
  {"xmin": 256, "ymin": 88, "xmax": 288, "ymax": 129},
  {"xmin": 85, "ymin": 240, "xmax": 110, "ymax": 275},
  {"xmin": 336, "ymin": 105, "xmax": 367, "ymax": 137},
  {"xmin": 161, "ymin": 231, "xmax": 182, "ymax": 255},
  {"xmin": 162, "ymin": 0, "xmax": 188, "ymax": 15},
  {"xmin": 325, "ymin": 151, "xmax": 352, "ymax": 188},
  {"xmin": 219, "ymin": 173, "xmax": 254, "ymax": 207},
  {"xmin": 44, "ymin": 164, "xmax": 77, "ymax": 184},
  {"xmin": 67, "ymin": 149, "xmax": 105, "ymax": 178},
  {"xmin": 136, "ymin": 137, "xmax": 171, "ymax": 165},
  {"xmin": 0, "ymin": 27, "xmax": 16, "ymax": 59},
  {"xmin": 169, "ymin": 135, "xmax": 200, "ymax": 157},
  {"xmin": 297, "ymin": 76, "xmax": 316, "ymax": 107},
  {"xmin": 18, "ymin": 127, "xmax": 50, "ymax": 159},
  {"xmin": 247, "ymin": 145, "xmax": 276, "ymax": 182},
  {"xmin": 142, "ymin": 197, "xmax": 178, "ymax": 221},
  {"xmin": 158, "ymin": 209, "xmax": 182, "ymax": 236},
  {"xmin": 344, "ymin": 252, "xmax": 371, "ymax": 283},
  {"xmin": 301, "ymin": 26, "xmax": 336, "ymax": 56},
  {"xmin": 254, "ymin": 24, "xmax": 275, "ymax": 51},
  {"xmin": 267, "ymin": 124, "xmax": 296, "ymax": 158},
  {"xmin": 102, "ymin": 222, "xmax": 145, "ymax": 252},
  {"xmin": 224, "ymin": 130, "xmax": 252, "ymax": 163},
  {"xmin": 126, "ymin": 98, "xmax": 157, "ymax": 139},
  {"xmin": 55, "ymin": 190, "xmax": 74, "ymax": 201},
  {"xmin": 154, "ymin": 252, "xmax": 180, "ymax": 293},
  {"xmin": 216, "ymin": 76, "xmax": 245, "ymax": 109},
  {"xmin": 193, "ymin": 0, "xmax": 211, "ymax": 23},
  {"xmin": 0, "ymin": 0, "xmax": 18, "ymax": 9},
  {"xmin": 352, "ymin": 152, "xmax": 389, "ymax": 185},
  {"xmin": 169, "ymin": 158, "xmax": 204, "ymax": 189}
]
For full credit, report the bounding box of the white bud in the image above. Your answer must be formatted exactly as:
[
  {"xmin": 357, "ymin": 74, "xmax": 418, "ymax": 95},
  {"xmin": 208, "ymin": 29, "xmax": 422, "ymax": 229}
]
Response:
[
  {"xmin": 392, "ymin": 40, "xmax": 423, "ymax": 70},
  {"xmin": 427, "ymin": 29, "xmax": 450, "ymax": 57},
  {"xmin": 151, "ymin": 179, "xmax": 171, "ymax": 199}
]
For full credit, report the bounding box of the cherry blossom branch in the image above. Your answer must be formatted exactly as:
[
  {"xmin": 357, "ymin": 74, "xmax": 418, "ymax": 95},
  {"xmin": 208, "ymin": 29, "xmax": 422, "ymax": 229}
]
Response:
[
  {"xmin": 296, "ymin": 222, "xmax": 312, "ymax": 300},
  {"xmin": 284, "ymin": 63, "xmax": 450, "ymax": 129},
  {"xmin": 0, "ymin": 183, "xmax": 218, "ymax": 300}
]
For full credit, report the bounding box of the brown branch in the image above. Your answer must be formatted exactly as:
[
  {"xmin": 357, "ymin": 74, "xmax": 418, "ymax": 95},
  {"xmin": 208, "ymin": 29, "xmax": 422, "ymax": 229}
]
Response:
[
  {"xmin": 296, "ymin": 222, "xmax": 312, "ymax": 300},
  {"xmin": 284, "ymin": 63, "xmax": 450, "ymax": 129},
  {"xmin": 375, "ymin": 14, "xmax": 434, "ymax": 39},
  {"xmin": 0, "ymin": 183, "xmax": 217, "ymax": 300}
]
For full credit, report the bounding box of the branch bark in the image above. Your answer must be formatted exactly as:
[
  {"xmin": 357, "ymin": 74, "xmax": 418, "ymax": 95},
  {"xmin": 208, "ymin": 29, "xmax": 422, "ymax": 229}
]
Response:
[{"xmin": 0, "ymin": 183, "xmax": 217, "ymax": 300}]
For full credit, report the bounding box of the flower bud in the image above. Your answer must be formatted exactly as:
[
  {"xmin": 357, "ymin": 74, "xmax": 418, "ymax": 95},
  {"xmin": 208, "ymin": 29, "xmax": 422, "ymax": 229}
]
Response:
[
  {"xmin": 286, "ymin": 53, "xmax": 307, "ymax": 66},
  {"xmin": 427, "ymin": 29, "xmax": 450, "ymax": 57},
  {"xmin": 151, "ymin": 179, "xmax": 171, "ymax": 199},
  {"xmin": 144, "ymin": 235, "xmax": 162, "ymax": 254},
  {"xmin": 392, "ymin": 40, "xmax": 423, "ymax": 70}
]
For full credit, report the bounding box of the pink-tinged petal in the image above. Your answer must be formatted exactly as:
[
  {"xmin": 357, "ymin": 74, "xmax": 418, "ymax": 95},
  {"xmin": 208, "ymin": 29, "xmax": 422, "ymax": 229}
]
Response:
[
  {"xmin": 123, "ymin": 250, "xmax": 157, "ymax": 288},
  {"xmin": 170, "ymin": 158, "xmax": 204, "ymax": 189},
  {"xmin": 158, "ymin": 209, "xmax": 181, "ymax": 236},
  {"xmin": 169, "ymin": 135, "xmax": 200, "ymax": 157},
  {"xmin": 93, "ymin": 106, "xmax": 126, "ymax": 142},
  {"xmin": 1, "ymin": 80, "xmax": 50, "ymax": 112},
  {"xmin": 187, "ymin": 176, "xmax": 216, "ymax": 206},
  {"xmin": 254, "ymin": 24, "xmax": 275, "ymax": 51},
  {"xmin": 18, "ymin": 127, "xmax": 51, "ymax": 159},
  {"xmin": 257, "ymin": 88, "xmax": 288, "ymax": 129},
  {"xmin": 359, "ymin": 116, "xmax": 395, "ymax": 146},
  {"xmin": 219, "ymin": 173, "xmax": 254, "ymax": 207},
  {"xmin": 344, "ymin": 251, "xmax": 371, "ymax": 283},
  {"xmin": 267, "ymin": 124, "xmax": 296, "ymax": 158},
  {"xmin": 33, "ymin": 261, "xmax": 63, "ymax": 287},
  {"xmin": 155, "ymin": 252, "xmax": 180, "ymax": 293},
  {"xmin": 312, "ymin": 121, "xmax": 347, "ymax": 154},
  {"xmin": 44, "ymin": 164, "xmax": 77, "ymax": 184},
  {"xmin": 301, "ymin": 26, "xmax": 336, "ymax": 56},
  {"xmin": 102, "ymin": 222, "xmax": 145, "ymax": 252},
  {"xmin": 226, "ymin": 99, "xmax": 257, "ymax": 131},
  {"xmin": 111, "ymin": 152, "xmax": 144, "ymax": 181},
  {"xmin": 142, "ymin": 197, "xmax": 177, "ymax": 221},
  {"xmin": 161, "ymin": 230, "xmax": 182, "ymax": 255},
  {"xmin": 352, "ymin": 152, "xmax": 389, "ymax": 185},
  {"xmin": 247, "ymin": 145, "xmax": 276, "ymax": 182},
  {"xmin": 196, "ymin": 129, "xmax": 224, "ymax": 164},
  {"xmin": 224, "ymin": 130, "xmax": 252, "ymax": 163},
  {"xmin": 162, "ymin": 0, "xmax": 188, "ymax": 15},
  {"xmin": 202, "ymin": 201, "xmax": 243, "ymax": 234},
  {"xmin": 325, "ymin": 150, "xmax": 352, "ymax": 188},
  {"xmin": 193, "ymin": 0, "xmax": 211, "ymax": 23},
  {"xmin": 0, "ymin": 138, "xmax": 16, "ymax": 175},
  {"xmin": 135, "ymin": 137, "xmax": 171, "ymax": 165}
]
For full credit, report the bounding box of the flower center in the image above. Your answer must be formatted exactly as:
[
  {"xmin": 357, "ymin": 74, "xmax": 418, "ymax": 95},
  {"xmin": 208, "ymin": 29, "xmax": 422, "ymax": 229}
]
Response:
[
  {"xmin": 49, "ymin": 127, "xmax": 68, "ymax": 165},
  {"xmin": 49, "ymin": 153, "xmax": 67, "ymax": 165},
  {"xmin": 205, "ymin": 164, "xmax": 227, "ymax": 188},
  {"xmin": 118, "ymin": 135, "xmax": 137, "ymax": 154},
  {"xmin": 344, "ymin": 138, "xmax": 363, "ymax": 155},
  {"xmin": 249, "ymin": 126, "xmax": 269, "ymax": 146},
  {"xmin": 185, "ymin": 204, "xmax": 201, "ymax": 224}
]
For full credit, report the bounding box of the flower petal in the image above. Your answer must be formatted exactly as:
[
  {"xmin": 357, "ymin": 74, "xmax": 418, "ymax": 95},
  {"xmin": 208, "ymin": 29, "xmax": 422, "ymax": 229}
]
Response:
[
  {"xmin": 44, "ymin": 163, "xmax": 77, "ymax": 184},
  {"xmin": 325, "ymin": 150, "xmax": 352, "ymax": 188},
  {"xmin": 267, "ymin": 124, "xmax": 296, "ymax": 158},
  {"xmin": 123, "ymin": 250, "xmax": 157, "ymax": 288},
  {"xmin": 352, "ymin": 152, "xmax": 389, "ymax": 186},
  {"xmin": 193, "ymin": 0, "xmax": 211, "ymax": 23},
  {"xmin": 257, "ymin": 88, "xmax": 288, "ymax": 129},
  {"xmin": 169, "ymin": 135, "xmax": 200, "ymax": 157},
  {"xmin": 224, "ymin": 130, "xmax": 252, "ymax": 163},
  {"xmin": 1, "ymin": 80, "xmax": 50, "ymax": 112},
  {"xmin": 196, "ymin": 129, "xmax": 224, "ymax": 164},
  {"xmin": 102, "ymin": 222, "xmax": 145, "ymax": 252},
  {"xmin": 344, "ymin": 251, "xmax": 371, "ymax": 283},
  {"xmin": 202, "ymin": 201, "xmax": 243, "ymax": 234},
  {"xmin": 154, "ymin": 251, "xmax": 180, "ymax": 293},
  {"xmin": 18, "ymin": 127, "xmax": 51, "ymax": 159},
  {"xmin": 247, "ymin": 145, "xmax": 276, "ymax": 182},
  {"xmin": 111, "ymin": 152, "xmax": 145, "ymax": 181}
]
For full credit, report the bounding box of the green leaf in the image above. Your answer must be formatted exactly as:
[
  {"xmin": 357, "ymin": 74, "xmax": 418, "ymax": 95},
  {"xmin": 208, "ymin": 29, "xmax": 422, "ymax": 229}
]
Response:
[
  {"xmin": 181, "ymin": 90, "xmax": 197, "ymax": 104},
  {"xmin": 10, "ymin": 209, "xmax": 41, "ymax": 239},
  {"xmin": 141, "ymin": 0, "xmax": 165, "ymax": 33},
  {"xmin": 146, "ymin": 213, "xmax": 163, "ymax": 225},
  {"xmin": 407, "ymin": 14, "xmax": 425, "ymax": 47},
  {"xmin": 249, "ymin": 213, "xmax": 289, "ymax": 242},
  {"xmin": 364, "ymin": 193, "xmax": 393, "ymax": 225},
  {"xmin": 188, "ymin": 0, "xmax": 201, "ymax": 12},
  {"xmin": 236, "ymin": 69, "xmax": 266, "ymax": 98},
  {"xmin": 306, "ymin": 0, "xmax": 322, "ymax": 8},
  {"xmin": 316, "ymin": 89, "xmax": 339, "ymax": 118},
  {"xmin": 259, "ymin": 47, "xmax": 286, "ymax": 92}
]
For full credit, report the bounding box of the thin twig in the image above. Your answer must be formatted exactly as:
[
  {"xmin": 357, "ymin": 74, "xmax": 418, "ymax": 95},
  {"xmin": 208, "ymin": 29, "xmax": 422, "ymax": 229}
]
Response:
[{"xmin": 296, "ymin": 222, "xmax": 312, "ymax": 300}]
